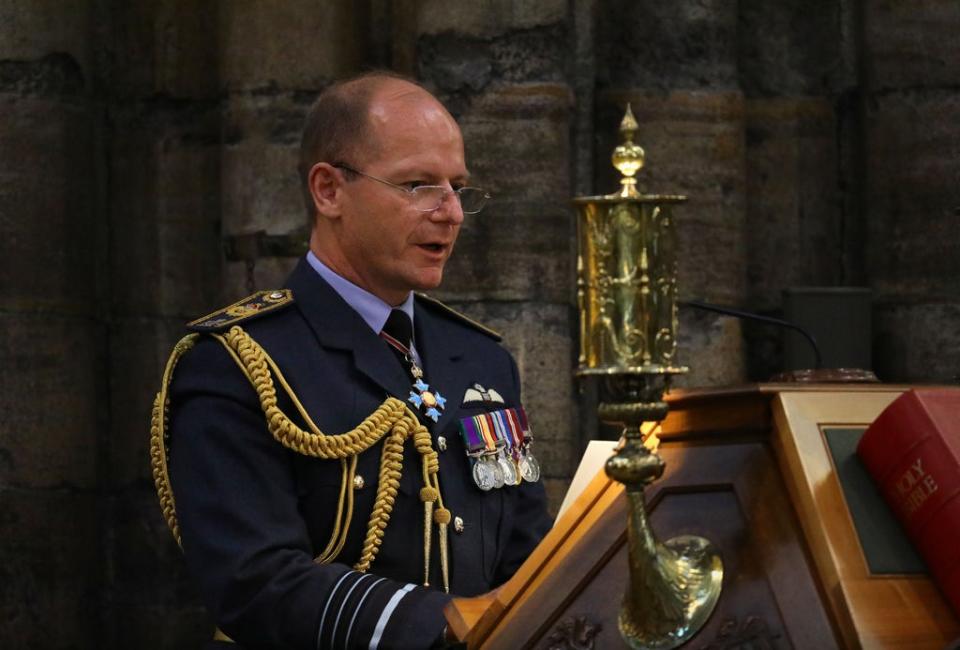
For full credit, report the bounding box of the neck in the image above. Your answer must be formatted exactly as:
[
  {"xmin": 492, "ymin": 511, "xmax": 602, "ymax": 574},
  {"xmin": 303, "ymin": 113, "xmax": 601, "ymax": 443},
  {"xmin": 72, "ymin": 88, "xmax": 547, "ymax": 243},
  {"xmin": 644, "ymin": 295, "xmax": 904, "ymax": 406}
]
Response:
[{"xmin": 308, "ymin": 235, "xmax": 408, "ymax": 307}]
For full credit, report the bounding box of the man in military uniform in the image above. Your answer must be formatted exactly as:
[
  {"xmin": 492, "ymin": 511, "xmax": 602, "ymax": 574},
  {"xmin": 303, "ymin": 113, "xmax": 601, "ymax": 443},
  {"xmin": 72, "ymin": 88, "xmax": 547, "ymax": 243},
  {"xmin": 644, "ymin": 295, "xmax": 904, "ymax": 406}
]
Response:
[{"xmin": 154, "ymin": 72, "xmax": 552, "ymax": 649}]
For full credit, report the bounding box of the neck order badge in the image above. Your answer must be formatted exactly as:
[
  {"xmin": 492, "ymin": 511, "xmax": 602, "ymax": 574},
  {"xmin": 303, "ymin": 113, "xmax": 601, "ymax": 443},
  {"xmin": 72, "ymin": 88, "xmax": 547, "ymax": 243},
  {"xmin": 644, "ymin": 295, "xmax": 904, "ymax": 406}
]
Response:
[{"xmin": 380, "ymin": 310, "xmax": 447, "ymax": 423}]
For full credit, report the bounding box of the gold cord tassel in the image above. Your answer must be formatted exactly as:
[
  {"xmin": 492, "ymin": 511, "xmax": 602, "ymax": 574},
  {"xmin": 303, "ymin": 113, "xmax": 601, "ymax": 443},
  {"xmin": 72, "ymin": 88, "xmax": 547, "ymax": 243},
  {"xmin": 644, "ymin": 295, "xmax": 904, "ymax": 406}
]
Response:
[
  {"xmin": 420, "ymin": 488, "xmax": 437, "ymax": 586},
  {"xmin": 414, "ymin": 427, "xmax": 448, "ymax": 591},
  {"xmin": 434, "ymin": 507, "xmax": 451, "ymax": 594}
]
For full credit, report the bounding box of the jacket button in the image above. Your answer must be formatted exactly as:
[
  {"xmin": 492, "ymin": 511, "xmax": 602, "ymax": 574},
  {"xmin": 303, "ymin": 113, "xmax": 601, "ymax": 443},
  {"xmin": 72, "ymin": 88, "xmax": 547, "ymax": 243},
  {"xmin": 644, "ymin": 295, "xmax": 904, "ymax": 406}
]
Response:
[
  {"xmin": 454, "ymin": 516, "xmax": 464, "ymax": 533},
  {"xmin": 353, "ymin": 475, "xmax": 365, "ymax": 490},
  {"xmin": 438, "ymin": 436, "xmax": 447, "ymax": 451}
]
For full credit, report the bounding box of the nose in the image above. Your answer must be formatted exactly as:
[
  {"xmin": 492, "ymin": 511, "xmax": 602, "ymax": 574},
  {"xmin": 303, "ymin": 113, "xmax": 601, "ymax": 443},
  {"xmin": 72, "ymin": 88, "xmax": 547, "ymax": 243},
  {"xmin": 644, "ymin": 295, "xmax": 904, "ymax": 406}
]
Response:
[{"xmin": 429, "ymin": 188, "xmax": 465, "ymax": 225}]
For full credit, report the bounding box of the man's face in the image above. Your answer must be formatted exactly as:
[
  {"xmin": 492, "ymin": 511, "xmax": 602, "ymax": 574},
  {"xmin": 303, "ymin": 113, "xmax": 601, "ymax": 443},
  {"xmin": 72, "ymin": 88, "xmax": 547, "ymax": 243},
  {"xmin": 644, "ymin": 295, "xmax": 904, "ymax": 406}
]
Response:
[{"xmin": 331, "ymin": 84, "xmax": 467, "ymax": 305}]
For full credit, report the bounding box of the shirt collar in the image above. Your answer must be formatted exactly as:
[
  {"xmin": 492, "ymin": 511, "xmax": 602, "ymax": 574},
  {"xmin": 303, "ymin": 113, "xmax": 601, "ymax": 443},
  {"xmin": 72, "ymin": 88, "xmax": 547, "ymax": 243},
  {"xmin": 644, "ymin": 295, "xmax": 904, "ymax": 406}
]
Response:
[{"xmin": 305, "ymin": 251, "xmax": 415, "ymax": 337}]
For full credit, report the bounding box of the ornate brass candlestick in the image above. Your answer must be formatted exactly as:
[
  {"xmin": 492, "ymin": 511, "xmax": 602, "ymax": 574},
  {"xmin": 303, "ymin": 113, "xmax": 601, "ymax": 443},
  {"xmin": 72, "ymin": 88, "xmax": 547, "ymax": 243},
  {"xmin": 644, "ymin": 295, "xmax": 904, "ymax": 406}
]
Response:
[{"xmin": 575, "ymin": 106, "xmax": 722, "ymax": 649}]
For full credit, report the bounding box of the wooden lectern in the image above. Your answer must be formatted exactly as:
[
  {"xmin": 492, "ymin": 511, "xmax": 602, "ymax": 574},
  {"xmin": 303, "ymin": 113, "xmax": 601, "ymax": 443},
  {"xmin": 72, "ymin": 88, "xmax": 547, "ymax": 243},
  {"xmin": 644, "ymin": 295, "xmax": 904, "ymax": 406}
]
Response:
[{"xmin": 446, "ymin": 385, "xmax": 960, "ymax": 649}]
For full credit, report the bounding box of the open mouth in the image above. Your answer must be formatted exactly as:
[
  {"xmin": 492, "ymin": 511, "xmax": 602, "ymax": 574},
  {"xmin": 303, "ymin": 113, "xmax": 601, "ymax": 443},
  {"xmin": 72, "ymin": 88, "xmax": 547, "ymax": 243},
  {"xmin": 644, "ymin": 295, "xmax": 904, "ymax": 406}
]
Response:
[{"xmin": 419, "ymin": 243, "xmax": 446, "ymax": 253}]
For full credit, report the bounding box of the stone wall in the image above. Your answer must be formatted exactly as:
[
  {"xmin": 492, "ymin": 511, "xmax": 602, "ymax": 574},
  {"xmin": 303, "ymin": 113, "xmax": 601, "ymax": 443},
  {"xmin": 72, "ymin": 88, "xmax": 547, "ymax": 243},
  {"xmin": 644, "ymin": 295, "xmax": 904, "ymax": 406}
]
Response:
[
  {"xmin": 0, "ymin": 2, "xmax": 104, "ymax": 645},
  {"xmin": 863, "ymin": 1, "xmax": 960, "ymax": 383},
  {"xmin": 0, "ymin": 1, "xmax": 957, "ymax": 648}
]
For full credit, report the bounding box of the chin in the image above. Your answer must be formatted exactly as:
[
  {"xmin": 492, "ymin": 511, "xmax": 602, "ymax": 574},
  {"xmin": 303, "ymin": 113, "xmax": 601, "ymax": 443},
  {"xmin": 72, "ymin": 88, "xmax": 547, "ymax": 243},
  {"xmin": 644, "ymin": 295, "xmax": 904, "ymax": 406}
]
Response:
[{"xmin": 412, "ymin": 270, "xmax": 444, "ymax": 292}]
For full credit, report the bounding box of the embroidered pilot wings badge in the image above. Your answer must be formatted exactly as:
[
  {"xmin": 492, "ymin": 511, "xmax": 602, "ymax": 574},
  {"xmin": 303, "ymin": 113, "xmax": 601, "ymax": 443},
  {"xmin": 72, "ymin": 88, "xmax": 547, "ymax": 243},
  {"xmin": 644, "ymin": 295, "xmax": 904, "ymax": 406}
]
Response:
[{"xmin": 462, "ymin": 383, "xmax": 505, "ymax": 406}]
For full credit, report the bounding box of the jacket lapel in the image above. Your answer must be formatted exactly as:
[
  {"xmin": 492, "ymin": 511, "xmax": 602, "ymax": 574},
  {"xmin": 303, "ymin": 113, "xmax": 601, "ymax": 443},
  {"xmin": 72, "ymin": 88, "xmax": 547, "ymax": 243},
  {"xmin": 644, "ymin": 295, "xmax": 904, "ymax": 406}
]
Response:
[{"xmin": 285, "ymin": 258, "xmax": 411, "ymax": 401}]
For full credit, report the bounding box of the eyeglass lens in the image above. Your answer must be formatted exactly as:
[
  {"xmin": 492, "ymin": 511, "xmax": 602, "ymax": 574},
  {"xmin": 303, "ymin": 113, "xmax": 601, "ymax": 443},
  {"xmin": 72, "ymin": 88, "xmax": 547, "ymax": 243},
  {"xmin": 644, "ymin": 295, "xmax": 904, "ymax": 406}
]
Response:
[{"xmin": 412, "ymin": 187, "xmax": 488, "ymax": 214}]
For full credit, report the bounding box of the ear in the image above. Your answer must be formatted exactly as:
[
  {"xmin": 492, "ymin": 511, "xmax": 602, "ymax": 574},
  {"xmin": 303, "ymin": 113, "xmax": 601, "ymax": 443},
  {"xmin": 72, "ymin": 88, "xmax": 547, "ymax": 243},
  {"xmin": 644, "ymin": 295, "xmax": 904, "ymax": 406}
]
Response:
[{"xmin": 308, "ymin": 162, "xmax": 344, "ymax": 219}]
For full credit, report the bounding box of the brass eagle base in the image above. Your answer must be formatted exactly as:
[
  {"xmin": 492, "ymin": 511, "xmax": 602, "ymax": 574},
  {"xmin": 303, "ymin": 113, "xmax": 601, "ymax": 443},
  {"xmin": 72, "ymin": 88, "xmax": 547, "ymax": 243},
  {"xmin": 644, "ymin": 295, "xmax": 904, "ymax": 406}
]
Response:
[{"xmin": 600, "ymin": 375, "xmax": 723, "ymax": 650}]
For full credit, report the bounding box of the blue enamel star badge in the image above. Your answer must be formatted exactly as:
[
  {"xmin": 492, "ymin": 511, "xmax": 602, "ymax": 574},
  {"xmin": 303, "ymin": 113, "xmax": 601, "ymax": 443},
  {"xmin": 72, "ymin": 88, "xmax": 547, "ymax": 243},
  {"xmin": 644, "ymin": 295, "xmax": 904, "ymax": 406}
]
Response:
[{"xmin": 408, "ymin": 378, "xmax": 445, "ymax": 422}]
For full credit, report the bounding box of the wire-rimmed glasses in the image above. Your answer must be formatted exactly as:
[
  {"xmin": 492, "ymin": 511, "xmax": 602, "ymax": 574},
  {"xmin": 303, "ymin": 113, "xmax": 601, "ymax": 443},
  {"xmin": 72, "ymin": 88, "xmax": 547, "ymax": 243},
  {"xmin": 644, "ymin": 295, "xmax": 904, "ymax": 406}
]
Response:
[{"xmin": 333, "ymin": 163, "xmax": 491, "ymax": 215}]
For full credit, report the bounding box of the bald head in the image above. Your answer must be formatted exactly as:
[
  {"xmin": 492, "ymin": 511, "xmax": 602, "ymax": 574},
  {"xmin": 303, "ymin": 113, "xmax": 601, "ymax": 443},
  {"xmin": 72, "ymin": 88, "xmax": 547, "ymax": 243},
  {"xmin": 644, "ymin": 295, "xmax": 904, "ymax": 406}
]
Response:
[
  {"xmin": 366, "ymin": 79, "xmax": 460, "ymax": 152},
  {"xmin": 298, "ymin": 72, "xmax": 453, "ymax": 222}
]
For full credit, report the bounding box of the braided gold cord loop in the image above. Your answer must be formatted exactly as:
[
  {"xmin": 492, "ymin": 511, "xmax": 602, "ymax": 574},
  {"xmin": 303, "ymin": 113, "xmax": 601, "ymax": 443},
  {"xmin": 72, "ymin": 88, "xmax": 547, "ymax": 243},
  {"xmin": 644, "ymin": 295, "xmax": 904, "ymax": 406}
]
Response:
[
  {"xmin": 223, "ymin": 326, "xmax": 399, "ymax": 459},
  {"xmin": 356, "ymin": 425, "xmax": 406, "ymax": 572},
  {"xmin": 149, "ymin": 325, "xmax": 449, "ymax": 589},
  {"xmin": 150, "ymin": 334, "xmax": 200, "ymax": 546}
]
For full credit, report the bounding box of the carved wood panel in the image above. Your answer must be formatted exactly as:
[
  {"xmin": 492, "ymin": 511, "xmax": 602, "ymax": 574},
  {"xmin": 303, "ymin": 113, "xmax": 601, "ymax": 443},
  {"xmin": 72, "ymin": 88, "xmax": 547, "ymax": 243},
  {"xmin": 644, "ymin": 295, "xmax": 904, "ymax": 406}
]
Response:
[{"xmin": 526, "ymin": 440, "xmax": 838, "ymax": 649}]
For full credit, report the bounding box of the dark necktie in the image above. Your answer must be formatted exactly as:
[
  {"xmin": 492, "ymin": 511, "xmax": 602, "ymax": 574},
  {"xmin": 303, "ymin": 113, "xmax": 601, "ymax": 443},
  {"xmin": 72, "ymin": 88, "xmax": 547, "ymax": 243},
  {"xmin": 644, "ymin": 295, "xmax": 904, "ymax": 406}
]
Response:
[{"xmin": 380, "ymin": 309, "xmax": 415, "ymax": 376}]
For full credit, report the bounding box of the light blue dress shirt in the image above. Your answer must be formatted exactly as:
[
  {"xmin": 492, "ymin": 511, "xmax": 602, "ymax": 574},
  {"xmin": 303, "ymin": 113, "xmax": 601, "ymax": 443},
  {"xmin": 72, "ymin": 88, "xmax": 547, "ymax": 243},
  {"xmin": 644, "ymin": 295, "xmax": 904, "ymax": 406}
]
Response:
[{"xmin": 305, "ymin": 251, "xmax": 422, "ymax": 365}]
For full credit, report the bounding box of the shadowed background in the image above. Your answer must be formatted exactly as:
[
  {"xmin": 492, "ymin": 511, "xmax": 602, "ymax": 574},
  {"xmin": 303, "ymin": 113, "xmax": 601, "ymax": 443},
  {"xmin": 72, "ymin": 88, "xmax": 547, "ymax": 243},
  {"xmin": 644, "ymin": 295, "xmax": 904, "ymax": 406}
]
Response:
[{"xmin": 1, "ymin": 1, "xmax": 958, "ymax": 647}]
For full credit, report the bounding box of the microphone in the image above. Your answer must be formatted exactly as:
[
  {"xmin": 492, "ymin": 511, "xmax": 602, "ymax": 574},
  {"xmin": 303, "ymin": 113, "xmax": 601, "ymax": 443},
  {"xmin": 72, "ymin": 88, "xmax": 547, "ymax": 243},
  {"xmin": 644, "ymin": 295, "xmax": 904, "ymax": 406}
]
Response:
[{"xmin": 678, "ymin": 299, "xmax": 823, "ymax": 370}]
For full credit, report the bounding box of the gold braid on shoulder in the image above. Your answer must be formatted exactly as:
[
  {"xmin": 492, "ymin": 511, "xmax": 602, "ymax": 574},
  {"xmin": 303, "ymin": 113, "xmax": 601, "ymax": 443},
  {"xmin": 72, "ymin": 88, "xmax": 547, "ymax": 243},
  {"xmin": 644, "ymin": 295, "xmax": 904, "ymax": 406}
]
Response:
[{"xmin": 150, "ymin": 325, "xmax": 450, "ymax": 592}]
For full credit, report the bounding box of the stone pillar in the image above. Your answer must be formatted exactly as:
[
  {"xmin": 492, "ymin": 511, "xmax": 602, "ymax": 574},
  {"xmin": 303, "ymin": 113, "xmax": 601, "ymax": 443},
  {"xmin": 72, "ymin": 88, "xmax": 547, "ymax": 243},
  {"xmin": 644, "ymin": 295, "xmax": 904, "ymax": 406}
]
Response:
[
  {"xmin": 398, "ymin": 0, "xmax": 578, "ymax": 513},
  {"xmin": 0, "ymin": 1, "xmax": 102, "ymax": 646},
  {"xmin": 595, "ymin": 0, "xmax": 748, "ymax": 386},
  {"xmin": 863, "ymin": 1, "xmax": 960, "ymax": 382},
  {"xmin": 104, "ymin": 3, "xmax": 222, "ymax": 646}
]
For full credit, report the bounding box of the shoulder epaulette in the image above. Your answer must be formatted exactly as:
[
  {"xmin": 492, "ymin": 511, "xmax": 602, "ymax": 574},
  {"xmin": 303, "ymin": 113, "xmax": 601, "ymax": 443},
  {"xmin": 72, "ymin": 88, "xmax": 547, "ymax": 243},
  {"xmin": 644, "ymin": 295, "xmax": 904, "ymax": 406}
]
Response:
[
  {"xmin": 415, "ymin": 293, "xmax": 502, "ymax": 341},
  {"xmin": 187, "ymin": 289, "xmax": 294, "ymax": 332}
]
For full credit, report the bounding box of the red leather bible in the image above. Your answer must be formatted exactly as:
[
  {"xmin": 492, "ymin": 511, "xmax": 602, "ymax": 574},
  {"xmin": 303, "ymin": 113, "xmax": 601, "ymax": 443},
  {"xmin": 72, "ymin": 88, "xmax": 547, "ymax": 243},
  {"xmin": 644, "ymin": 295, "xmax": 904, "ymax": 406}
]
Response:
[{"xmin": 857, "ymin": 388, "xmax": 960, "ymax": 617}]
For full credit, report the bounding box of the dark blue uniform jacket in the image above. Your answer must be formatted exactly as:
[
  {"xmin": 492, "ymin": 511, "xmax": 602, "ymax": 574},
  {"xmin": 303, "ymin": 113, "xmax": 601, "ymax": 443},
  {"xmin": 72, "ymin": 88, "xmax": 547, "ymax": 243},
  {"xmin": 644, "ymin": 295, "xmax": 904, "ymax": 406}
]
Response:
[{"xmin": 167, "ymin": 258, "xmax": 552, "ymax": 649}]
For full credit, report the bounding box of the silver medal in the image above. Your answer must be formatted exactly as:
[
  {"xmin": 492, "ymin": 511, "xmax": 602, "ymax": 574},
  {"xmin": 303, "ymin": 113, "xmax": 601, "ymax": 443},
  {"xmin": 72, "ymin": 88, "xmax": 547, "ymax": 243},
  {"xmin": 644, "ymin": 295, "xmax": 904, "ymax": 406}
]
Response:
[
  {"xmin": 498, "ymin": 454, "xmax": 518, "ymax": 486},
  {"xmin": 487, "ymin": 456, "xmax": 505, "ymax": 489},
  {"xmin": 472, "ymin": 459, "xmax": 496, "ymax": 491},
  {"xmin": 519, "ymin": 452, "xmax": 541, "ymax": 483}
]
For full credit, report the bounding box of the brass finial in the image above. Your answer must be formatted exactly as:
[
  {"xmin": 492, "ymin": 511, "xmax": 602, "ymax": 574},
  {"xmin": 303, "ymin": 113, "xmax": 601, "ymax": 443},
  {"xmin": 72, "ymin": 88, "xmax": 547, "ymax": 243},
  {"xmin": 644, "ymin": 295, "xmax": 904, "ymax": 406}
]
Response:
[{"xmin": 611, "ymin": 104, "xmax": 645, "ymax": 198}]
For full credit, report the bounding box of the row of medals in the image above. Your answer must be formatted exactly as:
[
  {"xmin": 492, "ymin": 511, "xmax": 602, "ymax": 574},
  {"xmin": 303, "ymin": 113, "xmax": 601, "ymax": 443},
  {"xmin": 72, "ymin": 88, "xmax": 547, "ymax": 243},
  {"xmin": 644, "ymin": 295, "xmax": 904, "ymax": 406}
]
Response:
[
  {"xmin": 401, "ymin": 354, "xmax": 540, "ymax": 493},
  {"xmin": 472, "ymin": 445, "xmax": 540, "ymax": 492}
]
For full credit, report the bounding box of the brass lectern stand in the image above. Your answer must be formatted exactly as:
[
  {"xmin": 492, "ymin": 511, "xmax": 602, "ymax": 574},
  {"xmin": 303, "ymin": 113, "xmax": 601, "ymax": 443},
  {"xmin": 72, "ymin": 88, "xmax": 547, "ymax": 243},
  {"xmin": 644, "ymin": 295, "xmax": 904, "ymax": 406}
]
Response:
[{"xmin": 574, "ymin": 105, "xmax": 722, "ymax": 649}]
